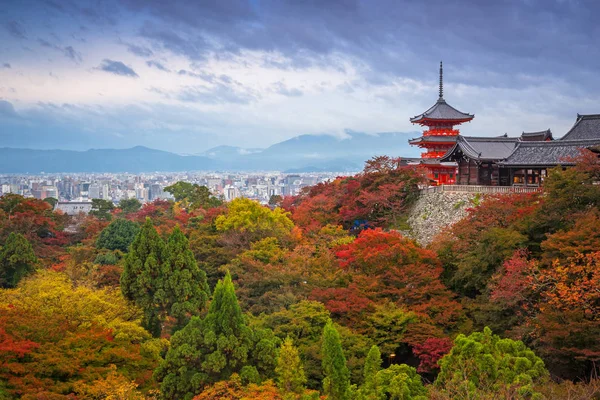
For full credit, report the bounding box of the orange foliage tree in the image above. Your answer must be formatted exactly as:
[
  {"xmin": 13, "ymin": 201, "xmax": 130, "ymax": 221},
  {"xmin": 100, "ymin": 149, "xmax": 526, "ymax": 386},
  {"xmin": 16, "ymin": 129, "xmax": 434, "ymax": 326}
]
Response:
[
  {"xmin": 531, "ymin": 252, "xmax": 600, "ymax": 378},
  {"xmin": 285, "ymin": 156, "xmax": 425, "ymax": 233},
  {"xmin": 327, "ymin": 229, "xmax": 463, "ymax": 329},
  {"xmin": 0, "ymin": 194, "xmax": 70, "ymax": 262},
  {"xmin": 432, "ymin": 192, "xmax": 542, "ymax": 297}
]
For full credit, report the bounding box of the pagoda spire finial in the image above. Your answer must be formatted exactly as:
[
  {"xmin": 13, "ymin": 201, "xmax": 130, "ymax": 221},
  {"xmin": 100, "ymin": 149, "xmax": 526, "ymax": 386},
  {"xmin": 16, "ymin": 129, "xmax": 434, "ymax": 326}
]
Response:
[{"xmin": 439, "ymin": 61, "xmax": 443, "ymax": 100}]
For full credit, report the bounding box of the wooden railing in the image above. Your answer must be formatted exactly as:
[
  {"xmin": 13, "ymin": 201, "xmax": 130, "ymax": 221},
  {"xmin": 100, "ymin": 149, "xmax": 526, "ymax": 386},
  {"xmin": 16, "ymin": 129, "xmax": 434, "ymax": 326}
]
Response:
[
  {"xmin": 423, "ymin": 129, "xmax": 460, "ymax": 136},
  {"xmin": 421, "ymin": 151, "xmax": 449, "ymax": 159},
  {"xmin": 420, "ymin": 185, "xmax": 543, "ymax": 194}
]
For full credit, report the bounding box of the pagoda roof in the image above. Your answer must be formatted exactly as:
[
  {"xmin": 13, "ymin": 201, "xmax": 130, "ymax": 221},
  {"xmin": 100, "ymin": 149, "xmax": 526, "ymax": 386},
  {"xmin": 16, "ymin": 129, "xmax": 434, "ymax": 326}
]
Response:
[
  {"xmin": 409, "ymin": 62, "xmax": 474, "ymax": 125},
  {"xmin": 498, "ymin": 139, "xmax": 600, "ymax": 167},
  {"xmin": 520, "ymin": 129, "xmax": 553, "ymax": 142},
  {"xmin": 408, "ymin": 135, "xmax": 458, "ymax": 145},
  {"xmin": 560, "ymin": 114, "xmax": 600, "ymax": 140},
  {"xmin": 410, "ymin": 98, "xmax": 474, "ymax": 124},
  {"xmin": 440, "ymin": 135, "xmax": 519, "ymax": 162}
]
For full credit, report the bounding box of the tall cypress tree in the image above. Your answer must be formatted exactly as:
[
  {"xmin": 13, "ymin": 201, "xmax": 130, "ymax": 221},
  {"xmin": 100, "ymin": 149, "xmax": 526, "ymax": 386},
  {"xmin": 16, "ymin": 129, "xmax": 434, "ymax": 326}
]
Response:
[
  {"xmin": 121, "ymin": 217, "xmax": 165, "ymax": 336},
  {"xmin": 160, "ymin": 225, "xmax": 209, "ymax": 330},
  {"xmin": 276, "ymin": 336, "xmax": 307, "ymax": 395},
  {"xmin": 0, "ymin": 232, "xmax": 37, "ymax": 288},
  {"xmin": 321, "ymin": 319, "xmax": 350, "ymax": 400},
  {"xmin": 202, "ymin": 271, "xmax": 252, "ymax": 374},
  {"xmin": 359, "ymin": 345, "xmax": 382, "ymax": 400},
  {"xmin": 155, "ymin": 271, "xmax": 257, "ymax": 400}
]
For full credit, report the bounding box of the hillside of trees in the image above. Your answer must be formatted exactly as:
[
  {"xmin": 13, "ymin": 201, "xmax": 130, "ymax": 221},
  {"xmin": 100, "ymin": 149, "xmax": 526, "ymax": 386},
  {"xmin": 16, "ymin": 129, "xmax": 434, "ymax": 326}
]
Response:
[{"xmin": 1, "ymin": 154, "xmax": 599, "ymax": 399}]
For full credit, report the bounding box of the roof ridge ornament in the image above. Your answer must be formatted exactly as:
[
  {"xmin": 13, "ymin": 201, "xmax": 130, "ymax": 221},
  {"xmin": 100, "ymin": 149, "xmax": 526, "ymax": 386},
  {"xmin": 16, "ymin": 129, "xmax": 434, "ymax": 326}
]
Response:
[{"xmin": 439, "ymin": 61, "xmax": 444, "ymax": 100}]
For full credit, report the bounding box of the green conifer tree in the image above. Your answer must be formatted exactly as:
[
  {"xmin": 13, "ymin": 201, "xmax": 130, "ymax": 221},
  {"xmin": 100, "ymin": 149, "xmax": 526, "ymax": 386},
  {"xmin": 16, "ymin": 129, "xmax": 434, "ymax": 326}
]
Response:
[
  {"xmin": 321, "ymin": 319, "xmax": 350, "ymax": 400},
  {"xmin": 358, "ymin": 345, "xmax": 382, "ymax": 400},
  {"xmin": 276, "ymin": 336, "xmax": 307, "ymax": 395},
  {"xmin": 154, "ymin": 272, "xmax": 260, "ymax": 399},
  {"xmin": 0, "ymin": 232, "xmax": 37, "ymax": 288},
  {"xmin": 120, "ymin": 217, "xmax": 166, "ymax": 336},
  {"xmin": 160, "ymin": 225, "xmax": 210, "ymax": 330}
]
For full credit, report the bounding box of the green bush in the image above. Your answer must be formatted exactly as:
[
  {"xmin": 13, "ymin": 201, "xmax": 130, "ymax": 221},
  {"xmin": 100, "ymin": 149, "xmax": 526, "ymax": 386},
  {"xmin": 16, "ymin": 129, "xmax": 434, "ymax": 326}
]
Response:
[
  {"xmin": 435, "ymin": 327, "xmax": 548, "ymax": 399},
  {"xmin": 96, "ymin": 218, "xmax": 140, "ymax": 252}
]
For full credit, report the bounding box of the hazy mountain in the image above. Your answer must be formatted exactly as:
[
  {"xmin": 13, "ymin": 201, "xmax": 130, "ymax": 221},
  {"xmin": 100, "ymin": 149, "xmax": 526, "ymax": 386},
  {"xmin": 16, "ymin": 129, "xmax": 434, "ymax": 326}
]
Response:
[
  {"xmin": 199, "ymin": 145, "xmax": 264, "ymax": 158},
  {"xmin": 0, "ymin": 146, "xmax": 215, "ymax": 173},
  {"xmin": 0, "ymin": 132, "xmax": 421, "ymax": 173},
  {"xmin": 221, "ymin": 131, "xmax": 421, "ymax": 170}
]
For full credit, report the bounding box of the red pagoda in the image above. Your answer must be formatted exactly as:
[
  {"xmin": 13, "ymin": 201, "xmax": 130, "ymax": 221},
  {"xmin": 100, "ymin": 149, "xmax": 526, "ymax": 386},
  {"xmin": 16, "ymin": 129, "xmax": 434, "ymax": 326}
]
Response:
[{"xmin": 409, "ymin": 62, "xmax": 474, "ymax": 184}]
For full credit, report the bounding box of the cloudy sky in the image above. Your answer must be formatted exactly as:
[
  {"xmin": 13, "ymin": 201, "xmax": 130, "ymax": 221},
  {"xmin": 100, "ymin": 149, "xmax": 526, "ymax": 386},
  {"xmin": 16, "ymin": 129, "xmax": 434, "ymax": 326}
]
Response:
[{"xmin": 1, "ymin": 0, "xmax": 599, "ymax": 153}]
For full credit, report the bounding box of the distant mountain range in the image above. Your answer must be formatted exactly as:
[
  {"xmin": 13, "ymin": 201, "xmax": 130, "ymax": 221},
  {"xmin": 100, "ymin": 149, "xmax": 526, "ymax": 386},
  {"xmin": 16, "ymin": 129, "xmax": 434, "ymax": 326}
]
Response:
[{"xmin": 0, "ymin": 132, "xmax": 420, "ymax": 173}]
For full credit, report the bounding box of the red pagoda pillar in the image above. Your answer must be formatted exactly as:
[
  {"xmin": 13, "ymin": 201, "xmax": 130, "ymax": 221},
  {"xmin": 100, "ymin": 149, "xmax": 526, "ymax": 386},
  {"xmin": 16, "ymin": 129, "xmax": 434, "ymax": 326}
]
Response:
[{"xmin": 408, "ymin": 62, "xmax": 474, "ymax": 185}]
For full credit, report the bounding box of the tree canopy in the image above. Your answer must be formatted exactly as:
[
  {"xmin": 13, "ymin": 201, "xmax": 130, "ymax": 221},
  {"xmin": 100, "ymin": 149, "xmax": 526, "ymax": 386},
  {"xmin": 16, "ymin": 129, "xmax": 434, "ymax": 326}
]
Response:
[
  {"xmin": 1, "ymin": 154, "xmax": 599, "ymax": 398},
  {"xmin": 165, "ymin": 181, "xmax": 222, "ymax": 211},
  {"xmin": 0, "ymin": 232, "xmax": 37, "ymax": 288},
  {"xmin": 96, "ymin": 218, "xmax": 140, "ymax": 252}
]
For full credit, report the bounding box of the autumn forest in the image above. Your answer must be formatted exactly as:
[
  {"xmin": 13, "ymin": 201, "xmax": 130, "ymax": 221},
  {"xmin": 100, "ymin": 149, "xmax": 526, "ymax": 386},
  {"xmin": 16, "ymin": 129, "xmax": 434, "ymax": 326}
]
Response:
[{"xmin": 1, "ymin": 153, "xmax": 599, "ymax": 400}]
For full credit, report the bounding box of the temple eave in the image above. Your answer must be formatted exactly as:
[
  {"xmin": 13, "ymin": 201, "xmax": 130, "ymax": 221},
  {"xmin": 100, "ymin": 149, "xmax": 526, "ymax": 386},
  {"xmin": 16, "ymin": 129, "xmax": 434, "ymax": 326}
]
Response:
[{"xmin": 410, "ymin": 116, "xmax": 474, "ymax": 125}]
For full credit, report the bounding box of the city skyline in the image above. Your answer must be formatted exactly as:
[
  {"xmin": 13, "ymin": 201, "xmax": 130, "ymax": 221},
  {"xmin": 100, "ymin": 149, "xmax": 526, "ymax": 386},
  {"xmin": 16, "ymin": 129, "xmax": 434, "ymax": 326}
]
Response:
[
  {"xmin": 0, "ymin": 171, "xmax": 336, "ymax": 207},
  {"xmin": 2, "ymin": 0, "xmax": 599, "ymax": 153}
]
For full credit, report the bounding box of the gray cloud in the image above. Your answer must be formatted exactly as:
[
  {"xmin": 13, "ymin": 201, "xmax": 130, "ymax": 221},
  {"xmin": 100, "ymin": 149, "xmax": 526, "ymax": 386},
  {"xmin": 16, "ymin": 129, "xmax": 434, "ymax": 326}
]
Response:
[
  {"xmin": 146, "ymin": 60, "xmax": 169, "ymax": 71},
  {"xmin": 5, "ymin": 20, "xmax": 27, "ymax": 39},
  {"xmin": 177, "ymin": 83, "xmax": 257, "ymax": 105},
  {"xmin": 172, "ymin": 72, "xmax": 252, "ymax": 103},
  {"xmin": 0, "ymin": 100, "xmax": 18, "ymax": 117},
  {"xmin": 38, "ymin": 38, "xmax": 53, "ymax": 47},
  {"xmin": 112, "ymin": 0, "xmax": 600, "ymax": 94},
  {"xmin": 38, "ymin": 39, "xmax": 83, "ymax": 62},
  {"xmin": 177, "ymin": 69, "xmax": 215, "ymax": 82},
  {"xmin": 1, "ymin": 63, "xmax": 11, "ymax": 69},
  {"xmin": 126, "ymin": 43, "xmax": 153, "ymax": 57},
  {"xmin": 63, "ymin": 46, "xmax": 82, "ymax": 62},
  {"xmin": 147, "ymin": 87, "xmax": 170, "ymax": 97},
  {"xmin": 12, "ymin": 0, "xmax": 600, "ymax": 92},
  {"xmin": 139, "ymin": 22, "xmax": 209, "ymax": 61},
  {"xmin": 272, "ymin": 82, "xmax": 303, "ymax": 97},
  {"xmin": 96, "ymin": 59, "xmax": 139, "ymax": 77}
]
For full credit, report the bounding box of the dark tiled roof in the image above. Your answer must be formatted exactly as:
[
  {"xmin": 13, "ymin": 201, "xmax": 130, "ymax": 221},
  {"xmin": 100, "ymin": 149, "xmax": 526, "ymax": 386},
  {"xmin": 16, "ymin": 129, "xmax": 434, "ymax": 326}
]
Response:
[
  {"xmin": 521, "ymin": 129, "xmax": 553, "ymax": 142},
  {"xmin": 499, "ymin": 139, "xmax": 600, "ymax": 167},
  {"xmin": 440, "ymin": 136, "xmax": 520, "ymax": 162},
  {"xmin": 408, "ymin": 135, "xmax": 458, "ymax": 145},
  {"xmin": 410, "ymin": 99, "xmax": 474, "ymax": 124},
  {"xmin": 560, "ymin": 114, "xmax": 600, "ymax": 140}
]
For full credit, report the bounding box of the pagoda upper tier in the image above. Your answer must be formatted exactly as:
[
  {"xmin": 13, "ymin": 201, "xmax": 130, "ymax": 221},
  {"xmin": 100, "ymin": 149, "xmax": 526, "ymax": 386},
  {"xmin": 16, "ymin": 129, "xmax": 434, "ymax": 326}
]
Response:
[
  {"xmin": 410, "ymin": 61, "xmax": 474, "ymax": 126},
  {"xmin": 410, "ymin": 98, "xmax": 474, "ymax": 126}
]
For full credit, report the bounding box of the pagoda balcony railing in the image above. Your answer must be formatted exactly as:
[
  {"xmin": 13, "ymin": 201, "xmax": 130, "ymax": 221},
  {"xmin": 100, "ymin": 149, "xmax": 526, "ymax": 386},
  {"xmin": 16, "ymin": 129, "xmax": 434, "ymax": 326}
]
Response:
[
  {"xmin": 421, "ymin": 151, "xmax": 448, "ymax": 159},
  {"xmin": 423, "ymin": 129, "xmax": 459, "ymax": 136}
]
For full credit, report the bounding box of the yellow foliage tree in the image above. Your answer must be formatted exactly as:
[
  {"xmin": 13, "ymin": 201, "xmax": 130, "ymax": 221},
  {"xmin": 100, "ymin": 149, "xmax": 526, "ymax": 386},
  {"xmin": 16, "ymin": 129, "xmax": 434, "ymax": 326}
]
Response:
[
  {"xmin": 74, "ymin": 364, "xmax": 146, "ymax": 400},
  {"xmin": 216, "ymin": 198, "xmax": 294, "ymax": 240},
  {"xmin": 0, "ymin": 270, "xmax": 150, "ymax": 342}
]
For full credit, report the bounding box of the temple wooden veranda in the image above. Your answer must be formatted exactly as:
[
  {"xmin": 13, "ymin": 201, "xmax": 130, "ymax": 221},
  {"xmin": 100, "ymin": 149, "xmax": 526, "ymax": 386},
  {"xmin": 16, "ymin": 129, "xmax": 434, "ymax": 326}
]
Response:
[{"xmin": 408, "ymin": 64, "xmax": 600, "ymax": 187}]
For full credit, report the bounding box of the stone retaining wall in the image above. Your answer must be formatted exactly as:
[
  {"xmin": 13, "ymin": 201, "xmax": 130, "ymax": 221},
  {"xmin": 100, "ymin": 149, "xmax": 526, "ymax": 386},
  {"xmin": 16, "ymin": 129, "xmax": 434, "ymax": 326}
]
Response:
[{"xmin": 405, "ymin": 191, "xmax": 477, "ymax": 246}]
